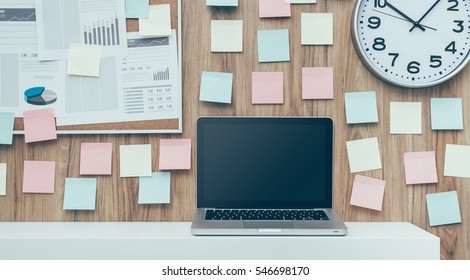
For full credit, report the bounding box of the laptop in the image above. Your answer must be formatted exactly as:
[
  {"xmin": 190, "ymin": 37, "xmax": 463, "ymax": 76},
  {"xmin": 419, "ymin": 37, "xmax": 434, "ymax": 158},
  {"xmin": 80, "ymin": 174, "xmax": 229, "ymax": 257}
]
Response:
[{"xmin": 191, "ymin": 117, "xmax": 347, "ymax": 236}]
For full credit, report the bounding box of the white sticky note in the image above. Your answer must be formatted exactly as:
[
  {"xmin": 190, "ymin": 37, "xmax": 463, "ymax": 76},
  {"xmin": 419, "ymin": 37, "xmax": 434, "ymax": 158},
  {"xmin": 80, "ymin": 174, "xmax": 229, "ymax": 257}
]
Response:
[
  {"xmin": 120, "ymin": 144, "xmax": 152, "ymax": 177},
  {"xmin": 139, "ymin": 4, "xmax": 172, "ymax": 37},
  {"xmin": 301, "ymin": 13, "xmax": 333, "ymax": 45},
  {"xmin": 346, "ymin": 137, "xmax": 382, "ymax": 173},
  {"xmin": 211, "ymin": 20, "xmax": 243, "ymax": 52},
  {"xmin": 0, "ymin": 163, "xmax": 6, "ymax": 196},
  {"xmin": 67, "ymin": 43, "xmax": 102, "ymax": 77},
  {"xmin": 444, "ymin": 144, "xmax": 470, "ymax": 178},
  {"xmin": 390, "ymin": 102, "xmax": 422, "ymax": 134},
  {"xmin": 286, "ymin": 0, "xmax": 316, "ymax": 3}
]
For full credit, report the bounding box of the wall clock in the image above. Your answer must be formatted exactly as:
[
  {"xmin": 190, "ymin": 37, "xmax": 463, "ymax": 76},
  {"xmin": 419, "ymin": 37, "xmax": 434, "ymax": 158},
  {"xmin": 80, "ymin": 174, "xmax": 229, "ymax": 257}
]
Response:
[{"xmin": 351, "ymin": 0, "xmax": 470, "ymax": 88}]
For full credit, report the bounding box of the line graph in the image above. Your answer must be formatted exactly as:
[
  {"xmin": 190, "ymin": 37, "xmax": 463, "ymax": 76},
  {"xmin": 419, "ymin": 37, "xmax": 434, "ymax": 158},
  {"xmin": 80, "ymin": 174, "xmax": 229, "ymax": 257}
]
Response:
[
  {"xmin": 127, "ymin": 37, "xmax": 169, "ymax": 48},
  {"xmin": 0, "ymin": 9, "xmax": 36, "ymax": 22}
]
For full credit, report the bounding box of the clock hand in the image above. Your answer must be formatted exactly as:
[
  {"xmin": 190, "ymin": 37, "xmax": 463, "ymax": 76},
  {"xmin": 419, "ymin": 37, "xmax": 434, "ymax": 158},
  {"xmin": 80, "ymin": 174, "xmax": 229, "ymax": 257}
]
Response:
[
  {"xmin": 372, "ymin": 9, "xmax": 437, "ymax": 31},
  {"xmin": 409, "ymin": 0, "xmax": 441, "ymax": 32},
  {"xmin": 385, "ymin": 2, "xmax": 426, "ymax": 31}
]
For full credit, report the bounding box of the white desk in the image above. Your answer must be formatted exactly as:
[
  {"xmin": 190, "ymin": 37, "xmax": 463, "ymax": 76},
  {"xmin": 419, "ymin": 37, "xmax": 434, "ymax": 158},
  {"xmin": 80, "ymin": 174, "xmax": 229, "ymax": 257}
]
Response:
[{"xmin": 0, "ymin": 222, "xmax": 439, "ymax": 260}]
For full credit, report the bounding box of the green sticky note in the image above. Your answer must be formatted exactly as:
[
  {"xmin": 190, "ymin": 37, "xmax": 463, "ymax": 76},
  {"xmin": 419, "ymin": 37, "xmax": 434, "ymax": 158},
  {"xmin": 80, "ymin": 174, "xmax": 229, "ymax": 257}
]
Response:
[
  {"xmin": 257, "ymin": 29, "xmax": 290, "ymax": 62},
  {"xmin": 426, "ymin": 191, "xmax": 461, "ymax": 226},
  {"xmin": 138, "ymin": 172, "xmax": 171, "ymax": 204},
  {"xmin": 63, "ymin": 178, "xmax": 97, "ymax": 210},
  {"xmin": 0, "ymin": 112, "xmax": 15, "ymax": 145},
  {"xmin": 344, "ymin": 91, "xmax": 378, "ymax": 124},
  {"xmin": 431, "ymin": 98, "xmax": 463, "ymax": 130}
]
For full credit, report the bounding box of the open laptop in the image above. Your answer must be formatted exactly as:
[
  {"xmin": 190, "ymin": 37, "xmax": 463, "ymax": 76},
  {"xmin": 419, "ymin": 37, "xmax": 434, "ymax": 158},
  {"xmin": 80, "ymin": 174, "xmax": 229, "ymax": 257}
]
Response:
[{"xmin": 191, "ymin": 117, "xmax": 347, "ymax": 236}]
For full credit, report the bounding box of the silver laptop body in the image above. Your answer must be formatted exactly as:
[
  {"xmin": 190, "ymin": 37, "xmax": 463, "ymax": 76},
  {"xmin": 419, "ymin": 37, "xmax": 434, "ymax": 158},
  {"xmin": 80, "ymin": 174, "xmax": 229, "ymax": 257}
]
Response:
[{"xmin": 191, "ymin": 117, "xmax": 347, "ymax": 236}]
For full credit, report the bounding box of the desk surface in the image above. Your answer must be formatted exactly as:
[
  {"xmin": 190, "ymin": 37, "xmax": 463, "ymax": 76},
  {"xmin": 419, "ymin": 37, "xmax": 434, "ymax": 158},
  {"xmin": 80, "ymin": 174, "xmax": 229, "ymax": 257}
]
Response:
[{"xmin": 0, "ymin": 0, "xmax": 468, "ymax": 260}]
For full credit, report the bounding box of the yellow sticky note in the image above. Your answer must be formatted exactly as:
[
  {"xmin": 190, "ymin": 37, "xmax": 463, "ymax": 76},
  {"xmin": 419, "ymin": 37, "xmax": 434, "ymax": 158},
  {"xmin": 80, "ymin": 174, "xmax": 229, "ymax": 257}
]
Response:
[
  {"xmin": 120, "ymin": 144, "xmax": 152, "ymax": 177},
  {"xmin": 301, "ymin": 13, "xmax": 333, "ymax": 45},
  {"xmin": 211, "ymin": 20, "xmax": 243, "ymax": 52},
  {"xmin": 139, "ymin": 4, "xmax": 171, "ymax": 37},
  {"xmin": 67, "ymin": 43, "xmax": 102, "ymax": 77}
]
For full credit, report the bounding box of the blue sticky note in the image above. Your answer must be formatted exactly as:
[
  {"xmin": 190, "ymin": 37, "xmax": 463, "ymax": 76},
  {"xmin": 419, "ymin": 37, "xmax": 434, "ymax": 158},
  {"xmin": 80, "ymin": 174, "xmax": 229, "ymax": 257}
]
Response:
[
  {"xmin": 257, "ymin": 29, "xmax": 290, "ymax": 63},
  {"xmin": 0, "ymin": 112, "xmax": 15, "ymax": 145},
  {"xmin": 63, "ymin": 178, "xmax": 97, "ymax": 210},
  {"xmin": 344, "ymin": 91, "xmax": 379, "ymax": 124},
  {"xmin": 200, "ymin": 71, "xmax": 233, "ymax": 104},
  {"xmin": 426, "ymin": 191, "xmax": 461, "ymax": 226},
  {"xmin": 125, "ymin": 0, "xmax": 149, "ymax": 18},
  {"xmin": 206, "ymin": 0, "xmax": 238, "ymax": 6},
  {"xmin": 139, "ymin": 172, "xmax": 171, "ymax": 204},
  {"xmin": 431, "ymin": 98, "xmax": 463, "ymax": 130}
]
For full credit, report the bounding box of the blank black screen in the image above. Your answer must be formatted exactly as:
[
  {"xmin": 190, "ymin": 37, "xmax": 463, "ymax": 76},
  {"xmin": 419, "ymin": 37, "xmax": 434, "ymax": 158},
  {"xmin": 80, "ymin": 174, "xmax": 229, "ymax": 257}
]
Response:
[{"xmin": 197, "ymin": 118, "xmax": 333, "ymax": 209}]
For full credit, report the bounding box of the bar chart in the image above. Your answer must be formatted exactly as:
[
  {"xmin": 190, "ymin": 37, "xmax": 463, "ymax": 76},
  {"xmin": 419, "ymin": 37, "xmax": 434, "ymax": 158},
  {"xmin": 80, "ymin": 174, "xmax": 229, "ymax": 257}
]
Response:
[
  {"xmin": 153, "ymin": 67, "xmax": 170, "ymax": 81},
  {"xmin": 83, "ymin": 14, "xmax": 120, "ymax": 46}
]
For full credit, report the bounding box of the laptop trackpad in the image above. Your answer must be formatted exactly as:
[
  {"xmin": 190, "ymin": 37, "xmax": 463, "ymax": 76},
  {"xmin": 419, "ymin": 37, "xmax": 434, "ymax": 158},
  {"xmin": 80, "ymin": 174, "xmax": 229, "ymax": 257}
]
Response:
[{"xmin": 243, "ymin": 221, "xmax": 294, "ymax": 229}]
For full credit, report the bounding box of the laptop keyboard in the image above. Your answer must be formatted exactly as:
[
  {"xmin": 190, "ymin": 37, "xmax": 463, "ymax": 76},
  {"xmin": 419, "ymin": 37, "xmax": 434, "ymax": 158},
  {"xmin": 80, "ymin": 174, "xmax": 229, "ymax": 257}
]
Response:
[{"xmin": 204, "ymin": 209, "xmax": 329, "ymax": 221}]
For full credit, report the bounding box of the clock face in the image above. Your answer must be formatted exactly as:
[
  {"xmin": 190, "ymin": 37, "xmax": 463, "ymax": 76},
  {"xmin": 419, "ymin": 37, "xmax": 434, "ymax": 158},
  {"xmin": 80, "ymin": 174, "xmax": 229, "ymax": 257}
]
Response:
[{"xmin": 352, "ymin": 0, "xmax": 470, "ymax": 88}]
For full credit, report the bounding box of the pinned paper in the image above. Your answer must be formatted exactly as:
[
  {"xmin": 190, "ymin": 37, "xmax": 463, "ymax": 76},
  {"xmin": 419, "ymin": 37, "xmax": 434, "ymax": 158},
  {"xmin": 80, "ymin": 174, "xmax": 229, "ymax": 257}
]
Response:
[
  {"xmin": 301, "ymin": 13, "xmax": 333, "ymax": 45},
  {"xmin": 286, "ymin": 0, "xmax": 316, "ymax": 3},
  {"xmin": 257, "ymin": 29, "xmax": 290, "ymax": 62},
  {"xmin": 444, "ymin": 144, "xmax": 470, "ymax": 178},
  {"xmin": 80, "ymin": 143, "xmax": 113, "ymax": 175},
  {"xmin": 302, "ymin": 67, "xmax": 334, "ymax": 100},
  {"xmin": 252, "ymin": 72, "xmax": 284, "ymax": 104},
  {"xmin": 206, "ymin": 0, "xmax": 238, "ymax": 6},
  {"xmin": 259, "ymin": 0, "xmax": 291, "ymax": 18},
  {"xmin": 0, "ymin": 112, "xmax": 15, "ymax": 145},
  {"xmin": 404, "ymin": 151, "xmax": 438, "ymax": 185},
  {"xmin": 23, "ymin": 108, "xmax": 57, "ymax": 143},
  {"xmin": 346, "ymin": 137, "xmax": 382, "ymax": 173},
  {"xmin": 125, "ymin": 0, "xmax": 149, "ymax": 18},
  {"xmin": 390, "ymin": 102, "xmax": 422, "ymax": 134},
  {"xmin": 426, "ymin": 191, "xmax": 461, "ymax": 226},
  {"xmin": 23, "ymin": 160, "xmax": 55, "ymax": 194},
  {"xmin": 159, "ymin": 139, "xmax": 192, "ymax": 170},
  {"xmin": 63, "ymin": 178, "xmax": 97, "ymax": 210},
  {"xmin": 200, "ymin": 71, "xmax": 233, "ymax": 104},
  {"xmin": 211, "ymin": 20, "xmax": 243, "ymax": 52},
  {"xmin": 120, "ymin": 144, "xmax": 152, "ymax": 177},
  {"xmin": 139, "ymin": 4, "xmax": 172, "ymax": 37},
  {"xmin": 344, "ymin": 91, "xmax": 378, "ymax": 124},
  {"xmin": 350, "ymin": 175, "xmax": 385, "ymax": 211},
  {"xmin": 138, "ymin": 172, "xmax": 171, "ymax": 204},
  {"xmin": 431, "ymin": 98, "xmax": 463, "ymax": 130},
  {"xmin": 0, "ymin": 163, "xmax": 6, "ymax": 196},
  {"xmin": 67, "ymin": 43, "xmax": 102, "ymax": 77}
]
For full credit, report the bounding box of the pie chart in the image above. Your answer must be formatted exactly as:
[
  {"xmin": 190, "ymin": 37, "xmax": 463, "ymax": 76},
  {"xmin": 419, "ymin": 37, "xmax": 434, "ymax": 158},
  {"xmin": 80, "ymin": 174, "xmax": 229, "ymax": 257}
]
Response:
[{"xmin": 24, "ymin": 86, "xmax": 57, "ymax": 105}]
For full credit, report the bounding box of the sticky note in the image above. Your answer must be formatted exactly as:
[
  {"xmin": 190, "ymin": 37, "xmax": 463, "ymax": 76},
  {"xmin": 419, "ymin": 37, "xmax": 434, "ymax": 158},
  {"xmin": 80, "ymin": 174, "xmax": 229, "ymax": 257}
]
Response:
[
  {"xmin": 211, "ymin": 20, "xmax": 243, "ymax": 52},
  {"xmin": 302, "ymin": 67, "xmax": 334, "ymax": 100},
  {"xmin": 139, "ymin": 172, "xmax": 171, "ymax": 204},
  {"xmin": 200, "ymin": 71, "xmax": 233, "ymax": 104},
  {"xmin": 390, "ymin": 102, "xmax": 422, "ymax": 134},
  {"xmin": 286, "ymin": 0, "xmax": 316, "ymax": 3},
  {"xmin": 252, "ymin": 72, "xmax": 284, "ymax": 104},
  {"xmin": 206, "ymin": 0, "xmax": 238, "ymax": 6},
  {"xmin": 404, "ymin": 151, "xmax": 438, "ymax": 185},
  {"xmin": 80, "ymin": 143, "xmax": 113, "ymax": 175},
  {"xmin": 23, "ymin": 160, "xmax": 55, "ymax": 194},
  {"xmin": 63, "ymin": 178, "xmax": 97, "ymax": 210},
  {"xmin": 120, "ymin": 144, "xmax": 152, "ymax": 177},
  {"xmin": 159, "ymin": 139, "xmax": 191, "ymax": 170},
  {"xmin": 257, "ymin": 29, "xmax": 290, "ymax": 62},
  {"xmin": 125, "ymin": 0, "xmax": 149, "ymax": 18},
  {"xmin": 426, "ymin": 191, "xmax": 461, "ymax": 226},
  {"xmin": 0, "ymin": 163, "xmax": 6, "ymax": 196},
  {"xmin": 431, "ymin": 98, "xmax": 463, "ymax": 130},
  {"xmin": 344, "ymin": 91, "xmax": 378, "ymax": 124},
  {"xmin": 67, "ymin": 43, "xmax": 102, "ymax": 77},
  {"xmin": 0, "ymin": 112, "xmax": 15, "ymax": 145},
  {"xmin": 346, "ymin": 137, "xmax": 382, "ymax": 173},
  {"xmin": 444, "ymin": 144, "xmax": 470, "ymax": 178},
  {"xmin": 139, "ymin": 4, "xmax": 172, "ymax": 37},
  {"xmin": 301, "ymin": 13, "xmax": 333, "ymax": 45},
  {"xmin": 259, "ymin": 0, "xmax": 291, "ymax": 18},
  {"xmin": 350, "ymin": 175, "xmax": 385, "ymax": 211},
  {"xmin": 23, "ymin": 108, "xmax": 57, "ymax": 143}
]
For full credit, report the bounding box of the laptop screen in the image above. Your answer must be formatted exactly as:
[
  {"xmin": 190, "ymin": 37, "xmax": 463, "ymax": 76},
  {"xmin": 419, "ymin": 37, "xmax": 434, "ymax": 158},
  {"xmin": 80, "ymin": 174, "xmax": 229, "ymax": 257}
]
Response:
[{"xmin": 197, "ymin": 117, "xmax": 333, "ymax": 209}]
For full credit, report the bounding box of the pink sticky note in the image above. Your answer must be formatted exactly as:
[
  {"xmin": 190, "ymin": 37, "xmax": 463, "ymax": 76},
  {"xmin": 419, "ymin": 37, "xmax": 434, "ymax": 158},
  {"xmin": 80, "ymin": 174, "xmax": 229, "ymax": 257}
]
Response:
[
  {"xmin": 80, "ymin": 143, "xmax": 113, "ymax": 175},
  {"xmin": 159, "ymin": 139, "xmax": 192, "ymax": 170},
  {"xmin": 350, "ymin": 175, "xmax": 385, "ymax": 211},
  {"xmin": 23, "ymin": 108, "xmax": 57, "ymax": 143},
  {"xmin": 23, "ymin": 160, "xmax": 56, "ymax": 193},
  {"xmin": 404, "ymin": 151, "xmax": 438, "ymax": 185},
  {"xmin": 259, "ymin": 0, "xmax": 291, "ymax": 18},
  {"xmin": 252, "ymin": 72, "xmax": 284, "ymax": 104},
  {"xmin": 302, "ymin": 67, "xmax": 334, "ymax": 100}
]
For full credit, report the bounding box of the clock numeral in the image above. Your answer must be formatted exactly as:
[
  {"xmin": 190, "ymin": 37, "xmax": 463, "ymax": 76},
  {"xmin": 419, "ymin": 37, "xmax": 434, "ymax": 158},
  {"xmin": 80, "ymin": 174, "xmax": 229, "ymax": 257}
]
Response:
[
  {"xmin": 445, "ymin": 41, "xmax": 457, "ymax": 54},
  {"xmin": 388, "ymin": 53, "xmax": 399, "ymax": 66},
  {"xmin": 372, "ymin": 37, "xmax": 386, "ymax": 51},
  {"xmin": 374, "ymin": 0, "xmax": 387, "ymax": 8},
  {"xmin": 430, "ymin": 55, "xmax": 443, "ymax": 68},
  {"xmin": 367, "ymin": 16, "xmax": 381, "ymax": 29},
  {"xmin": 407, "ymin": 61, "xmax": 421, "ymax": 74},
  {"xmin": 453, "ymin": 20, "xmax": 464, "ymax": 33},
  {"xmin": 447, "ymin": 0, "xmax": 459, "ymax": 11}
]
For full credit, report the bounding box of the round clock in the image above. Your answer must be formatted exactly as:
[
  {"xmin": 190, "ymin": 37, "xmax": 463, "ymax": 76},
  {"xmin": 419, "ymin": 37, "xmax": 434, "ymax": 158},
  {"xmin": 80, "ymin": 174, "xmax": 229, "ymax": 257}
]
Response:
[{"xmin": 351, "ymin": 0, "xmax": 470, "ymax": 88}]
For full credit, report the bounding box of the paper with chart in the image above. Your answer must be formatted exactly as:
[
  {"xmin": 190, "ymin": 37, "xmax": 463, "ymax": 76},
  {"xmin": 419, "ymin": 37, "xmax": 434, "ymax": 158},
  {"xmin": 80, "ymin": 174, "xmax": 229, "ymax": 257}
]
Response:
[
  {"xmin": 0, "ymin": 0, "xmax": 37, "ymax": 53},
  {"xmin": 35, "ymin": 0, "xmax": 127, "ymax": 60}
]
